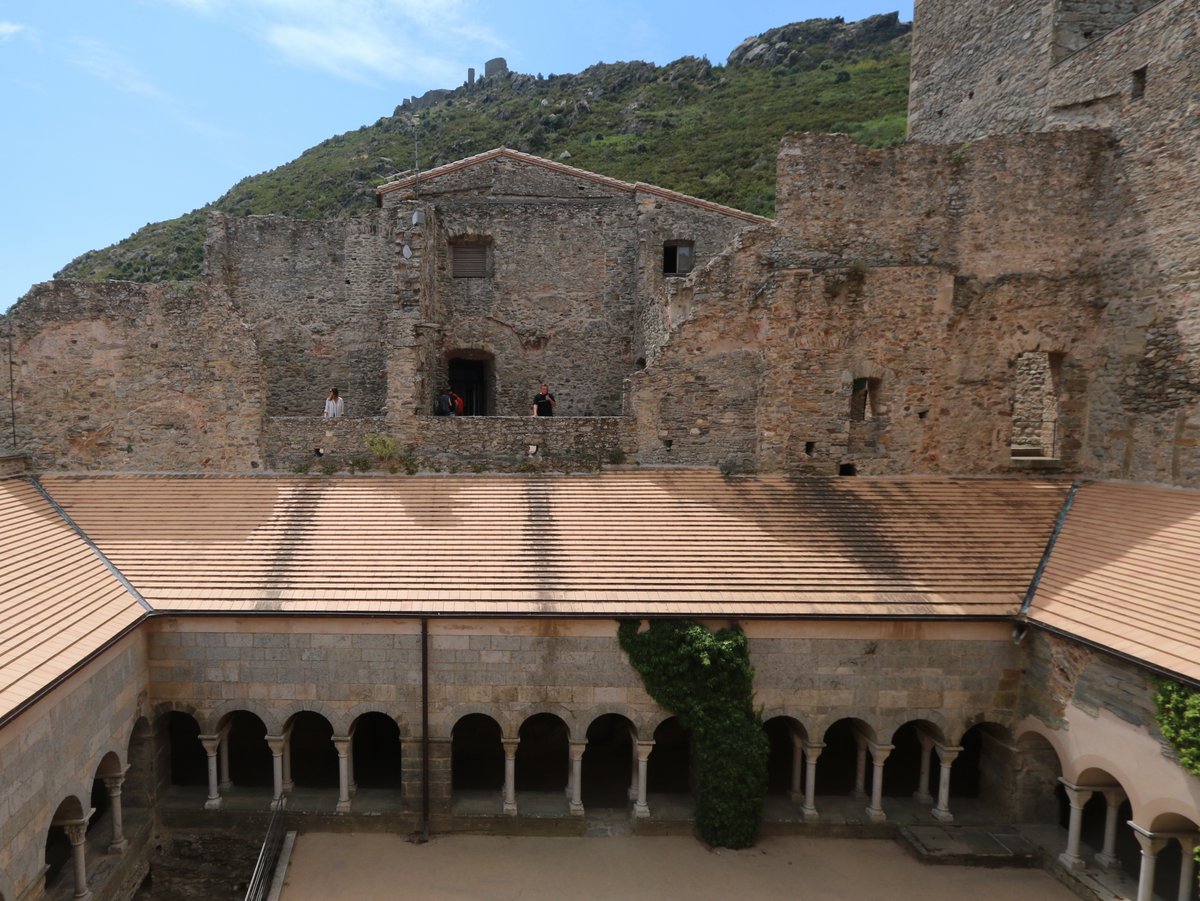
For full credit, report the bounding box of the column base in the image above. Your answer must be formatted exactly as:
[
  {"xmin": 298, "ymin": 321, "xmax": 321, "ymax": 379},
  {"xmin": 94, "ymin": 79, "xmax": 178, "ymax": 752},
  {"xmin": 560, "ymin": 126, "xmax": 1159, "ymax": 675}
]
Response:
[
  {"xmin": 1094, "ymin": 851, "xmax": 1119, "ymax": 870},
  {"xmin": 801, "ymin": 806, "xmax": 820, "ymax": 823},
  {"xmin": 932, "ymin": 808, "xmax": 954, "ymax": 823},
  {"xmin": 72, "ymin": 891, "xmax": 93, "ymax": 901},
  {"xmin": 503, "ymin": 801, "xmax": 518, "ymax": 816},
  {"xmin": 866, "ymin": 806, "xmax": 887, "ymax": 824},
  {"xmin": 219, "ymin": 780, "xmax": 233, "ymax": 793},
  {"xmin": 108, "ymin": 839, "xmax": 129, "ymax": 854},
  {"xmin": 204, "ymin": 797, "xmax": 223, "ymax": 811},
  {"xmin": 569, "ymin": 802, "xmax": 585, "ymax": 816},
  {"xmin": 633, "ymin": 803, "xmax": 650, "ymax": 819},
  {"xmin": 913, "ymin": 791, "xmax": 933, "ymax": 803},
  {"xmin": 282, "ymin": 780, "xmax": 295, "ymax": 792},
  {"xmin": 852, "ymin": 790, "xmax": 868, "ymax": 801},
  {"xmin": 1057, "ymin": 851, "xmax": 1086, "ymax": 870},
  {"xmin": 270, "ymin": 798, "xmax": 286, "ymax": 811},
  {"xmin": 336, "ymin": 800, "xmax": 352, "ymax": 814}
]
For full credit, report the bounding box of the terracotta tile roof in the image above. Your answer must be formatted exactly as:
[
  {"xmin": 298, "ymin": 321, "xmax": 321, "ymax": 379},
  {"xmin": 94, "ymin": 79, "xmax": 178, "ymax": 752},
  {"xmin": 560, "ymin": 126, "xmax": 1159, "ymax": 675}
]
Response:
[
  {"xmin": 376, "ymin": 147, "xmax": 770, "ymax": 224},
  {"xmin": 0, "ymin": 479, "xmax": 145, "ymax": 722},
  {"xmin": 1026, "ymin": 481, "xmax": 1200, "ymax": 681},
  {"xmin": 39, "ymin": 472, "xmax": 1067, "ymax": 618}
]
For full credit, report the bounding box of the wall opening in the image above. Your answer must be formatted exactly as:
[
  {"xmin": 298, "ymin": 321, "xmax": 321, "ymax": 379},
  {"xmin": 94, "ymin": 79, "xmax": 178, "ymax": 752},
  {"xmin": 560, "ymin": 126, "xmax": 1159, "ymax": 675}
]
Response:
[
  {"xmin": 225, "ymin": 711, "xmax": 273, "ymax": 788},
  {"xmin": 647, "ymin": 717, "xmax": 691, "ymax": 795},
  {"xmin": 663, "ymin": 241, "xmax": 695, "ymax": 276},
  {"xmin": 351, "ymin": 712, "xmax": 402, "ymax": 790},
  {"xmin": 165, "ymin": 712, "xmax": 207, "ymax": 786},
  {"xmin": 451, "ymin": 714, "xmax": 504, "ymax": 791},
  {"xmin": 849, "ymin": 377, "xmax": 880, "ymax": 422},
  {"xmin": 450, "ymin": 240, "xmax": 490, "ymax": 278},
  {"xmin": 515, "ymin": 713, "xmax": 569, "ymax": 792},
  {"xmin": 581, "ymin": 714, "xmax": 634, "ymax": 808},
  {"xmin": 763, "ymin": 717, "xmax": 799, "ymax": 796},
  {"xmin": 1010, "ymin": 351, "xmax": 1063, "ymax": 460},
  {"xmin": 447, "ymin": 353, "xmax": 493, "ymax": 415},
  {"xmin": 1131, "ymin": 66, "xmax": 1147, "ymax": 101},
  {"xmin": 286, "ymin": 711, "xmax": 339, "ymax": 789}
]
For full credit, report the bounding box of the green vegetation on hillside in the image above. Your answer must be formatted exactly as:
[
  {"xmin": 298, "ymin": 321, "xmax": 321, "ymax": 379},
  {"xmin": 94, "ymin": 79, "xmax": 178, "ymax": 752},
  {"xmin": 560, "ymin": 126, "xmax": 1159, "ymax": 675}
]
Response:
[{"xmin": 56, "ymin": 14, "xmax": 910, "ymax": 286}]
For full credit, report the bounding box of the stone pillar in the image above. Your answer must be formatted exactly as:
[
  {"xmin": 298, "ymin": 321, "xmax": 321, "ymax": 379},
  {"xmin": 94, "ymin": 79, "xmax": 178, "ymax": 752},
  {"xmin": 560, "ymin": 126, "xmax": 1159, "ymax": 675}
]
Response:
[
  {"xmin": 266, "ymin": 734, "xmax": 286, "ymax": 809},
  {"xmin": 1058, "ymin": 779, "xmax": 1094, "ymax": 869},
  {"xmin": 334, "ymin": 736, "xmax": 352, "ymax": 813},
  {"xmin": 218, "ymin": 728, "xmax": 232, "ymax": 793},
  {"xmin": 866, "ymin": 742, "xmax": 893, "ymax": 823},
  {"xmin": 502, "ymin": 739, "xmax": 519, "ymax": 816},
  {"xmin": 634, "ymin": 740, "xmax": 654, "ymax": 818},
  {"xmin": 347, "ymin": 734, "xmax": 357, "ymax": 796},
  {"xmin": 914, "ymin": 731, "xmax": 935, "ymax": 803},
  {"xmin": 628, "ymin": 738, "xmax": 639, "ymax": 801},
  {"xmin": 801, "ymin": 741, "xmax": 823, "ymax": 822},
  {"xmin": 569, "ymin": 740, "xmax": 586, "ymax": 816},
  {"xmin": 788, "ymin": 734, "xmax": 805, "ymax": 802},
  {"xmin": 932, "ymin": 745, "xmax": 962, "ymax": 823},
  {"xmin": 282, "ymin": 730, "xmax": 294, "ymax": 792},
  {"xmin": 199, "ymin": 734, "xmax": 223, "ymax": 810},
  {"xmin": 62, "ymin": 818, "xmax": 93, "ymax": 900},
  {"xmin": 1130, "ymin": 824, "xmax": 1167, "ymax": 901},
  {"xmin": 1094, "ymin": 787, "xmax": 1128, "ymax": 869},
  {"xmin": 103, "ymin": 773, "xmax": 129, "ymax": 853},
  {"xmin": 1175, "ymin": 834, "xmax": 1198, "ymax": 901},
  {"xmin": 853, "ymin": 733, "xmax": 868, "ymax": 800}
]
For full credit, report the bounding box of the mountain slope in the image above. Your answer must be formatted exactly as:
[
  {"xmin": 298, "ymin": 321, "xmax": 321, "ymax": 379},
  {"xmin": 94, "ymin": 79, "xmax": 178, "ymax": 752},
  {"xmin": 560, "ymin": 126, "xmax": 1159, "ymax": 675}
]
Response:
[{"xmin": 57, "ymin": 13, "xmax": 910, "ymax": 286}]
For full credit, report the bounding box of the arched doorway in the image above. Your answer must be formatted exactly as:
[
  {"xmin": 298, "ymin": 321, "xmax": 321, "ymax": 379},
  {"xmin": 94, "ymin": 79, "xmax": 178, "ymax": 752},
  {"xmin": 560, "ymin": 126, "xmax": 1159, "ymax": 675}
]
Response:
[
  {"xmin": 285, "ymin": 711, "xmax": 338, "ymax": 789},
  {"xmin": 448, "ymin": 352, "xmax": 493, "ymax": 415},
  {"xmin": 817, "ymin": 718, "xmax": 874, "ymax": 796},
  {"xmin": 515, "ymin": 713, "xmax": 569, "ymax": 792},
  {"xmin": 1012, "ymin": 731, "xmax": 1063, "ymax": 824},
  {"xmin": 222, "ymin": 710, "xmax": 273, "ymax": 789},
  {"xmin": 45, "ymin": 795, "xmax": 86, "ymax": 893},
  {"xmin": 451, "ymin": 714, "xmax": 503, "ymax": 792},
  {"xmin": 763, "ymin": 717, "xmax": 802, "ymax": 796},
  {"xmin": 647, "ymin": 717, "xmax": 691, "ymax": 796},
  {"xmin": 351, "ymin": 712, "xmax": 403, "ymax": 791},
  {"xmin": 164, "ymin": 711, "xmax": 207, "ymax": 787},
  {"xmin": 581, "ymin": 714, "xmax": 634, "ymax": 808}
]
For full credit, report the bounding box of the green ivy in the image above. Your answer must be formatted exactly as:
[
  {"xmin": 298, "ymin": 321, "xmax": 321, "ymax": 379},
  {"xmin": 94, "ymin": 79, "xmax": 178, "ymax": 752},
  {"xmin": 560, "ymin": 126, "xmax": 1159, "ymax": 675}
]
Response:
[
  {"xmin": 1154, "ymin": 678, "xmax": 1200, "ymax": 775},
  {"xmin": 618, "ymin": 619, "xmax": 767, "ymax": 848}
]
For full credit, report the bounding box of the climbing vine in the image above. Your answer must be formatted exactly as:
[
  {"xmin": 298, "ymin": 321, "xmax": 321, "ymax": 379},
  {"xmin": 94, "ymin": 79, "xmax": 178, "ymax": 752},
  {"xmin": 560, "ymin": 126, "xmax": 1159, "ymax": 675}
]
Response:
[
  {"xmin": 618, "ymin": 619, "xmax": 768, "ymax": 848},
  {"xmin": 1154, "ymin": 678, "xmax": 1200, "ymax": 776}
]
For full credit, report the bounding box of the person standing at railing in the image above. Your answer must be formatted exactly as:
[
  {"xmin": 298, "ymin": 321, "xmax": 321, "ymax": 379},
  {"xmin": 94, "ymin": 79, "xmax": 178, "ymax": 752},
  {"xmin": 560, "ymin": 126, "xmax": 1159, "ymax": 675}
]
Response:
[
  {"xmin": 323, "ymin": 387, "xmax": 344, "ymax": 418},
  {"xmin": 532, "ymin": 383, "xmax": 556, "ymax": 417}
]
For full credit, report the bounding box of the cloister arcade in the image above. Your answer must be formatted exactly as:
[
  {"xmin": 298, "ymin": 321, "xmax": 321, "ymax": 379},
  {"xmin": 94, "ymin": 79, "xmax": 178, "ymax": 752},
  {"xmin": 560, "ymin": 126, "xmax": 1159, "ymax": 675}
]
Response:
[{"xmin": 36, "ymin": 708, "xmax": 1200, "ymax": 901}]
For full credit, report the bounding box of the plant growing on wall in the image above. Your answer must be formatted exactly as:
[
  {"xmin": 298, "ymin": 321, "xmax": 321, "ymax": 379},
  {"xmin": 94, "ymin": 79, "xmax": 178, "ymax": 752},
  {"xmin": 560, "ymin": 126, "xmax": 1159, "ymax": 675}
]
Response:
[
  {"xmin": 617, "ymin": 619, "xmax": 767, "ymax": 848},
  {"xmin": 1154, "ymin": 678, "xmax": 1200, "ymax": 775}
]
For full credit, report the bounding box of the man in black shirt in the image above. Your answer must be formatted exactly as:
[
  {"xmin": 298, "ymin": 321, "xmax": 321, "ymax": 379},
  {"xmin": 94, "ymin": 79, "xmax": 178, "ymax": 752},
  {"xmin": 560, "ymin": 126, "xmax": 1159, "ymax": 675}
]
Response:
[{"xmin": 532, "ymin": 384, "xmax": 556, "ymax": 416}]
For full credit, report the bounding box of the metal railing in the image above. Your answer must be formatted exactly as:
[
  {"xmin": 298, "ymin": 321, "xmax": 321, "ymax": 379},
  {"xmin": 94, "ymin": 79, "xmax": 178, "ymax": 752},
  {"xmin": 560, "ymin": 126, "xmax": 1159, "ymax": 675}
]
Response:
[
  {"xmin": 244, "ymin": 798, "xmax": 287, "ymax": 901},
  {"xmin": 1009, "ymin": 419, "xmax": 1060, "ymax": 458}
]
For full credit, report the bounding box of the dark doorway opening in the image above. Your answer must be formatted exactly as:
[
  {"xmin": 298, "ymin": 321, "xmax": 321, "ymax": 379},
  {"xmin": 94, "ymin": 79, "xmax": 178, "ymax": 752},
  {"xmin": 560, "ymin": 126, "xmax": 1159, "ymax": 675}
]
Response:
[
  {"xmin": 448, "ymin": 357, "xmax": 489, "ymax": 415},
  {"xmin": 647, "ymin": 718, "xmax": 691, "ymax": 795},
  {"xmin": 516, "ymin": 713, "xmax": 569, "ymax": 792},
  {"xmin": 582, "ymin": 714, "xmax": 634, "ymax": 807},
  {"xmin": 452, "ymin": 714, "xmax": 504, "ymax": 791}
]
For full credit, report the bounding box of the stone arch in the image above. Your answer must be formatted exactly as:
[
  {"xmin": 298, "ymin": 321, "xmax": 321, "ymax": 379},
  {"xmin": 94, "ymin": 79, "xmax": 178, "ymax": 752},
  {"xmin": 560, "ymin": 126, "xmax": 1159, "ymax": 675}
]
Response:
[
  {"xmin": 1148, "ymin": 810, "xmax": 1200, "ymax": 833},
  {"xmin": 212, "ymin": 700, "xmax": 279, "ymax": 734},
  {"xmin": 514, "ymin": 703, "xmax": 577, "ymax": 740},
  {"xmin": 883, "ymin": 719, "xmax": 944, "ymax": 798},
  {"xmin": 577, "ymin": 704, "xmax": 644, "ymax": 741},
  {"xmin": 949, "ymin": 721, "xmax": 1014, "ymax": 807},
  {"xmin": 278, "ymin": 701, "xmax": 341, "ymax": 735},
  {"xmin": 344, "ymin": 703, "xmax": 413, "ymax": 740},
  {"xmin": 437, "ymin": 704, "xmax": 516, "ymax": 740},
  {"xmin": 515, "ymin": 712, "xmax": 570, "ymax": 793},
  {"xmin": 221, "ymin": 709, "xmax": 273, "ymax": 789},
  {"xmin": 763, "ymin": 715, "xmax": 807, "ymax": 797},
  {"xmin": 451, "ymin": 712, "xmax": 504, "ymax": 792},
  {"xmin": 817, "ymin": 717, "xmax": 878, "ymax": 796},
  {"xmin": 161, "ymin": 710, "xmax": 206, "ymax": 787},
  {"xmin": 647, "ymin": 716, "xmax": 692, "ymax": 796},
  {"xmin": 581, "ymin": 712, "xmax": 636, "ymax": 809},
  {"xmin": 125, "ymin": 715, "xmax": 154, "ymax": 810},
  {"xmin": 45, "ymin": 795, "xmax": 88, "ymax": 893},
  {"xmin": 93, "ymin": 749, "xmax": 124, "ymax": 780},
  {"xmin": 349, "ymin": 711, "xmax": 403, "ymax": 791},
  {"xmin": 283, "ymin": 710, "xmax": 339, "ymax": 789}
]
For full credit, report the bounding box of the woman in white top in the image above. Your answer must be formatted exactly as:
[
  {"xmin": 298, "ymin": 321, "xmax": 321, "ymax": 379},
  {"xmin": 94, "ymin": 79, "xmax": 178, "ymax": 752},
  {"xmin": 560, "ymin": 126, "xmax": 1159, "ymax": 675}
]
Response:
[{"xmin": 323, "ymin": 387, "xmax": 344, "ymax": 418}]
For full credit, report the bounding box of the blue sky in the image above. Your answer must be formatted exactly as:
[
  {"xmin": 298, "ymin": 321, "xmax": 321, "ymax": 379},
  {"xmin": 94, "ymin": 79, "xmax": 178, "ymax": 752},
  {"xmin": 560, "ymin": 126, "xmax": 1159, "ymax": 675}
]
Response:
[{"xmin": 0, "ymin": 1, "xmax": 913, "ymax": 312}]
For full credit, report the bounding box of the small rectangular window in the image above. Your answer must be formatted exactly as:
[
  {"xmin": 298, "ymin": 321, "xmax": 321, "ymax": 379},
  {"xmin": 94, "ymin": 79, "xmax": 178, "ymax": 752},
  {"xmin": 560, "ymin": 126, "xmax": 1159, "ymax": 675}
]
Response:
[
  {"xmin": 663, "ymin": 241, "xmax": 694, "ymax": 276},
  {"xmin": 1131, "ymin": 66, "xmax": 1147, "ymax": 101},
  {"xmin": 451, "ymin": 242, "xmax": 488, "ymax": 278}
]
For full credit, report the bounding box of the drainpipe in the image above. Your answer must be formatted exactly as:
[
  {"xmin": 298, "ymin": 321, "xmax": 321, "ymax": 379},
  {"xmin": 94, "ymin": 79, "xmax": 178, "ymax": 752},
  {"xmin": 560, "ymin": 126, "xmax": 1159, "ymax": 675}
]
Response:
[{"xmin": 421, "ymin": 615, "xmax": 430, "ymax": 840}]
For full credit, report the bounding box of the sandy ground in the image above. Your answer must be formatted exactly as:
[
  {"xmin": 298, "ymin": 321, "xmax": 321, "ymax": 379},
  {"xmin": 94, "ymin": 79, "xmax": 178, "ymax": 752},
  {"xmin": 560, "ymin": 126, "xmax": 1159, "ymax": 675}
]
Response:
[{"xmin": 278, "ymin": 832, "xmax": 1081, "ymax": 900}]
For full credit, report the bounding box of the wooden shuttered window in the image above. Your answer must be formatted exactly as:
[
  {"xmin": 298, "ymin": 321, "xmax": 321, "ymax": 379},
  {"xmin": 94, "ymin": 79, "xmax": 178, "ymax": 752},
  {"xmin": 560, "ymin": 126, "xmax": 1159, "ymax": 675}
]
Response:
[{"xmin": 451, "ymin": 242, "xmax": 488, "ymax": 278}]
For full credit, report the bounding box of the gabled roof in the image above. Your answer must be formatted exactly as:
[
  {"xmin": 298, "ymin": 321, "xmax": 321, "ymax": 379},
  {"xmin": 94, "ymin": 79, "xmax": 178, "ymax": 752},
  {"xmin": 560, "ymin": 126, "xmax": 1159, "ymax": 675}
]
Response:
[
  {"xmin": 1027, "ymin": 480, "xmax": 1200, "ymax": 683},
  {"xmin": 376, "ymin": 147, "xmax": 770, "ymax": 224},
  {"xmin": 40, "ymin": 472, "xmax": 1064, "ymax": 618},
  {"xmin": 0, "ymin": 478, "xmax": 146, "ymax": 723}
]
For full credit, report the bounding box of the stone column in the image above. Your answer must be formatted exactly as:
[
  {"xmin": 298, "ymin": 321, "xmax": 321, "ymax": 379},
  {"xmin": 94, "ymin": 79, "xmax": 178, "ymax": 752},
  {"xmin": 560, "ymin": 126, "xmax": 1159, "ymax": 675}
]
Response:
[
  {"xmin": 914, "ymin": 731, "xmax": 935, "ymax": 803},
  {"xmin": 266, "ymin": 735, "xmax": 286, "ymax": 809},
  {"xmin": 1057, "ymin": 779, "xmax": 1094, "ymax": 869},
  {"xmin": 346, "ymin": 734, "xmax": 357, "ymax": 796},
  {"xmin": 62, "ymin": 818, "xmax": 93, "ymax": 900},
  {"xmin": 199, "ymin": 734, "xmax": 223, "ymax": 810},
  {"xmin": 334, "ymin": 736, "xmax": 352, "ymax": 813},
  {"xmin": 932, "ymin": 745, "xmax": 962, "ymax": 823},
  {"xmin": 801, "ymin": 741, "xmax": 823, "ymax": 822},
  {"xmin": 634, "ymin": 740, "xmax": 654, "ymax": 818},
  {"xmin": 569, "ymin": 740, "xmax": 586, "ymax": 816},
  {"xmin": 628, "ymin": 738, "xmax": 639, "ymax": 801},
  {"xmin": 282, "ymin": 730, "xmax": 294, "ymax": 792},
  {"xmin": 866, "ymin": 742, "xmax": 893, "ymax": 823},
  {"xmin": 103, "ymin": 773, "xmax": 129, "ymax": 853},
  {"xmin": 1130, "ymin": 824, "xmax": 1167, "ymax": 901},
  {"xmin": 502, "ymin": 739, "xmax": 519, "ymax": 816},
  {"xmin": 853, "ymin": 733, "xmax": 868, "ymax": 800},
  {"xmin": 218, "ymin": 728, "xmax": 232, "ymax": 793},
  {"xmin": 787, "ymin": 734, "xmax": 805, "ymax": 802},
  {"xmin": 1094, "ymin": 787, "xmax": 1128, "ymax": 869},
  {"xmin": 1175, "ymin": 834, "xmax": 1198, "ymax": 901}
]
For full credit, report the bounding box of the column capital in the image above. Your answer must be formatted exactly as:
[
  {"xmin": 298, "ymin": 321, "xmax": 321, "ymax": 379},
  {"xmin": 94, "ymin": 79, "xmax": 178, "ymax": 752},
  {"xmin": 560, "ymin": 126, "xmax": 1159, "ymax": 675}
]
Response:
[
  {"xmin": 61, "ymin": 818, "xmax": 90, "ymax": 844},
  {"xmin": 1100, "ymin": 786, "xmax": 1128, "ymax": 807},
  {"xmin": 934, "ymin": 744, "xmax": 963, "ymax": 765},
  {"xmin": 198, "ymin": 734, "xmax": 222, "ymax": 755},
  {"xmin": 501, "ymin": 738, "xmax": 520, "ymax": 758},
  {"xmin": 801, "ymin": 739, "xmax": 825, "ymax": 759},
  {"xmin": 102, "ymin": 773, "xmax": 126, "ymax": 794},
  {"xmin": 333, "ymin": 736, "xmax": 352, "ymax": 755},
  {"xmin": 265, "ymin": 734, "xmax": 287, "ymax": 755},
  {"xmin": 867, "ymin": 742, "xmax": 894, "ymax": 765},
  {"xmin": 1128, "ymin": 822, "xmax": 1169, "ymax": 856},
  {"xmin": 635, "ymin": 740, "xmax": 656, "ymax": 762},
  {"xmin": 569, "ymin": 740, "xmax": 587, "ymax": 762},
  {"xmin": 1057, "ymin": 777, "xmax": 1096, "ymax": 809}
]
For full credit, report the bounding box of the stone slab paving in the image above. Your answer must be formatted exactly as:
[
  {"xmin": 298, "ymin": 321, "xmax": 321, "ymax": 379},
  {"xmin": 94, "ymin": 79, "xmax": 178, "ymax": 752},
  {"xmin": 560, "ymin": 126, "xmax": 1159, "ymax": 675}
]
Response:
[{"xmin": 278, "ymin": 832, "xmax": 1081, "ymax": 900}]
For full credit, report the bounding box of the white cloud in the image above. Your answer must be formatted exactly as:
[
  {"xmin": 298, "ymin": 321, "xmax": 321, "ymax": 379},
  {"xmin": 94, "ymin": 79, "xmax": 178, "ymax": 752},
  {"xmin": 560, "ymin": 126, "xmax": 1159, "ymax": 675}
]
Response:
[
  {"xmin": 67, "ymin": 37, "xmax": 165, "ymax": 97},
  {"xmin": 0, "ymin": 21, "xmax": 26, "ymax": 40}
]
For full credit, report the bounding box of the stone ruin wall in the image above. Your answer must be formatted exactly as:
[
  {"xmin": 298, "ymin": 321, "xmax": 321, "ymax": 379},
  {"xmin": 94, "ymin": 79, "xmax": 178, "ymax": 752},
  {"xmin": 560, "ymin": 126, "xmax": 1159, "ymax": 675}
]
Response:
[
  {"xmin": 2, "ymin": 280, "xmax": 265, "ymax": 472},
  {"xmin": 206, "ymin": 213, "xmax": 401, "ymax": 418}
]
